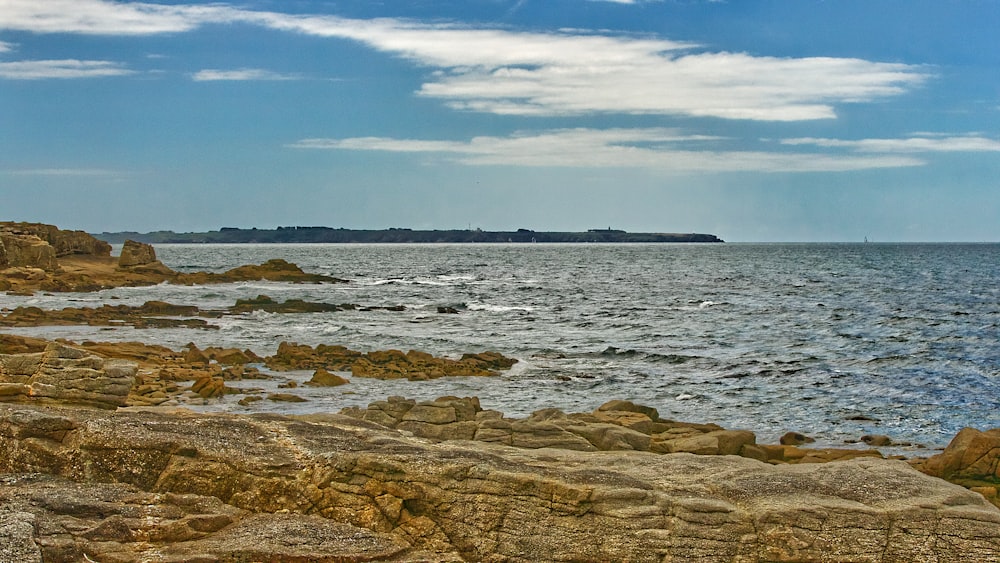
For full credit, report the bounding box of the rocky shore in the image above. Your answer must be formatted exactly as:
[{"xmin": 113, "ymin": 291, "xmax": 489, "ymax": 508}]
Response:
[
  {"xmin": 4, "ymin": 223, "xmax": 1000, "ymax": 560},
  {"xmin": 1, "ymin": 222, "xmax": 344, "ymax": 294},
  {"xmin": 1, "ymin": 339, "xmax": 1000, "ymax": 561}
]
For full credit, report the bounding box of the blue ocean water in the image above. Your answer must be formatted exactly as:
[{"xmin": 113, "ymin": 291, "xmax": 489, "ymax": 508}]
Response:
[{"xmin": 5, "ymin": 242, "xmax": 999, "ymax": 450}]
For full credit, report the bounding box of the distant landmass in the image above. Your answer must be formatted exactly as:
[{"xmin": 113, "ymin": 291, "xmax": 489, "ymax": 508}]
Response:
[{"xmin": 94, "ymin": 227, "xmax": 724, "ymax": 244}]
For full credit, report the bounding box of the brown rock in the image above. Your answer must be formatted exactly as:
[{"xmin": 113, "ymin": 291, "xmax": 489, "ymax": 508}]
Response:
[
  {"xmin": 118, "ymin": 239, "xmax": 158, "ymax": 267},
  {"xmin": 306, "ymin": 368, "xmax": 349, "ymax": 387},
  {"xmin": 0, "ymin": 233, "xmax": 59, "ymax": 271},
  {"xmin": 920, "ymin": 427, "xmax": 1000, "ymax": 484},
  {"xmin": 191, "ymin": 376, "xmax": 227, "ymax": 398},
  {"xmin": 596, "ymin": 399, "xmax": 660, "ymax": 421},
  {"xmin": 0, "ymin": 343, "xmax": 136, "ymax": 409},
  {"xmin": 267, "ymin": 393, "xmax": 307, "ymax": 403},
  {"xmin": 780, "ymin": 431, "xmax": 816, "ymax": 446},
  {"xmin": 861, "ymin": 434, "xmax": 893, "ymax": 447},
  {"xmin": 2, "ymin": 403, "xmax": 998, "ymax": 561},
  {"xmin": 0, "ymin": 222, "xmax": 111, "ymax": 257}
]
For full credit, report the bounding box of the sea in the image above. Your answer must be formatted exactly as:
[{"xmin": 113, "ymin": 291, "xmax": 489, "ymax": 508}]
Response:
[{"xmin": 4, "ymin": 242, "xmax": 999, "ymax": 452}]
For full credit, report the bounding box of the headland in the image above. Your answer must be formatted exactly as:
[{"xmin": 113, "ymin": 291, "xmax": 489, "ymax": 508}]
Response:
[{"xmin": 95, "ymin": 226, "xmax": 725, "ymax": 244}]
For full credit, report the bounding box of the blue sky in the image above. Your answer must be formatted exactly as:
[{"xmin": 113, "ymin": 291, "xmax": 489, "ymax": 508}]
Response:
[{"xmin": 1, "ymin": 0, "xmax": 998, "ymax": 241}]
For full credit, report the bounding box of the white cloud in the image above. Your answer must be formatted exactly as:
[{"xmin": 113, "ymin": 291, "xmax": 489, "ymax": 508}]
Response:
[
  {"xmin": 192, "ymin": 68, "xmax": 300, "ymax": 81},
  {"xmin": 290, "ymin": 128, "xmax": 923, "ymax": 172},
  {"xmin": 0, "ymin": 0, "xmax": 237, "ymax": 35},
  {"xmin": 0, "ymin": 0, "xmax": 929, "ymax": 121},
  {"xmin": 0, "ymin": 40, "xmax": 16, "ymax": 53},
  {"xmin": 782, "ymin": 135, "xmax": 1000, "ymax": 153},
  {"xmin": 257, "ymin": 14, "xmax": 925, "ymax": 120},
  {"xmin": 0, "ymin": 59, "xmax": 132, "ymax": 79}
]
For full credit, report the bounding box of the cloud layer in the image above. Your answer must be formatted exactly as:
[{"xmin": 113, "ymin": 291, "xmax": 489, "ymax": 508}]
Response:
[
  {"xmin": 782, "ymin": 135, "xmax": 1000, "ymax": 153},
  {"xmin": 290, "ymin": 129, "xmax": 924, "ymax": 172},
  {"xmin": 192, "ymin": 68, "xmax": 300, "ymax": 81},
  {"xmin": 0, "ymin": 59, "xmax": 132, "ymax": 79},
  {"xmin": 0, "ymin": 0, "xmax": 928, "ymax": 120}
]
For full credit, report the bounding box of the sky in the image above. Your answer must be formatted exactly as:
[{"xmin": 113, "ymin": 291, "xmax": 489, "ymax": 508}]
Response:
[{"xmin": 1, "ymin": 0, "xmax": 999, "ymax": 241}]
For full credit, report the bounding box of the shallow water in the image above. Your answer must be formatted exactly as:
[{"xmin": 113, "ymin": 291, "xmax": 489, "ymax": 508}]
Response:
[{"xmin": 5, "ymin": 242, "xmax": 999, "ymax": 450}]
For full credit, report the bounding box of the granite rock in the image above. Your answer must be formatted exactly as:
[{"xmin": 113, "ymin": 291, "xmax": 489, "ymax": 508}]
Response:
[{"xmin": 1, "ymin": 402, "xmax": 998, "ymax": 561}]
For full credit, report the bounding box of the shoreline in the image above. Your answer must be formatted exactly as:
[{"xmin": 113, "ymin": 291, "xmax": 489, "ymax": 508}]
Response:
[{"xmin": 4, "ymin": 222, "xmax": 1000, "ymax": 558}]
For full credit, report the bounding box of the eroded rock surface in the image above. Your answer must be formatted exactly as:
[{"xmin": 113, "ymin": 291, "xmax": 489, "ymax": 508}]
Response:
[
  {"xmin": 1, "ymin": 402, "xmax": 998, "ymax": 562},
  {"xmin": 342, "ymin": 396, "xmax": 884, "ymax": 466},
  {"xmin": 0, "ymin": 342, "xmax": 135, "ymax": 410}
]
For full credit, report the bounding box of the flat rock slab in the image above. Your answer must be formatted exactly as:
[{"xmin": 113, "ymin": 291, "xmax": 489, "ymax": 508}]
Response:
[{"xmin": 2, "ymin": 403, "xmax": 1000, "ymax": 562}]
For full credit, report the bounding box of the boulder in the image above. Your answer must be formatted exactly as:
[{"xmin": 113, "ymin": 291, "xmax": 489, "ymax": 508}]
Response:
[
  {"xmin": 1, "ymin": 403, "xmax": 998, "ymax": 561},
  {"xmin": 118, "ymin": 239, "xmax": 158, "ymax": 267},
  {"xmin": 920, "ymin": 427, "xmax": 1000, "ymax": 485},
  {"xmin": 780, "ymin": 431, "xmax": 816, "ymax": 446},
  {"xmin": 597, "ymin": 399, "xmax": 660, "ymax": 421},
  {"xmin": 306, "ymin": 368, "xmax": 349, "ymax": 387}
]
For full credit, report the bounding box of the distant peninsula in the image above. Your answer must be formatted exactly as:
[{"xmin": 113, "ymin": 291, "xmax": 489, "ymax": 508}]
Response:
[{"xmin": 94, "ymin": 227, "xmax": 724, "ymax": 244}]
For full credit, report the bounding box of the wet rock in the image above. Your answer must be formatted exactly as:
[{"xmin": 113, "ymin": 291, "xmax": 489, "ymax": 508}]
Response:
[
  {"xmin": 267, "ymin": 393, "xmax": 307, "ymax": 403},
  {"xmin": 780, "ymin": 431, "xmax": 816, "ymax": 446},
  {"xmin": 861, "ymin": 434, "xmax": 894, "ymax": 447},
  {"xmin": 306, "ymin": 368, "xmax": 349, "ymax": 387}
]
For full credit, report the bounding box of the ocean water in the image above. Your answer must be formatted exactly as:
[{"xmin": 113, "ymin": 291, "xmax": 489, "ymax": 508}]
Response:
[{"xmin": 5, "ymin": 242, "xmax": 999, "ymax": 451}]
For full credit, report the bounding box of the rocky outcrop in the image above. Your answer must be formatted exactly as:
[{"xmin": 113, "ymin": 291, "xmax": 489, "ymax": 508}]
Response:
[
  {"xmin": 0, "ymin": 297, "xmax": 410, "ymax": 329},
  {"xmin": 117, "ymin": 238, "xmax": 157, "ymax": 267},
  {"xmin": 0, "ymin": 301, "xmax": 212, "ymax": 329},
  {"xmin": 0, "ymin": 232, "xmax": 59, "ymax": 272},
  {"xmin": 172, "ymin": 259, "xmax": 344, "ymax": 286},
  {"xmin": 0, "ymin": 222, "xmax": 111, "ymax": 257},
  {"xmin": 1, "ymin": 402, "xmax": 998, "ymax": 561},
  {"xmin": 917, "ymin": 427, "xmax": 1000, "ymax": 507},
  {"xmin": 307, "ymin": 368, "xmax": 349, "ymax": 387},
  {"xmin": 266, "ymin": 342, "xmax": 517, "ymax": 381},
  {"xmin": 116, "ymin": 239, "xmax": 173, "ymax": 275},
  {"xmin": 0, "ymin": 342, "xmax": 136, "ymax": 410},
  {"xmin": 1, "ymin": 223, "xmax": 348, "ymax": 293},
  {"xmin": 342, "ymin": 397, "xmax": 883, "ymax": 465}
]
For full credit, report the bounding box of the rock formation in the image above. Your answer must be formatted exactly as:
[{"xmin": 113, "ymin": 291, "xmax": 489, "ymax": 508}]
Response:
[
  {"xmin": 917, "ymin": 426, "xmax": 1000, "ymax": 508},
  {"xmin": 0, "ymin": 231, "xmax": 59, "ymax": 272},
  {"xmin": 341, "ymin": 396, "xmax": 884, "ymax": 464},
  {"xmin": 1, "ymin": 223, "xmax": 347, "ymax": 293},
  {"xmin": 265, "ymin": 342, "xmax": 517, "ymax": 381},
  {"xmin": 0, "ymin": 342, "xmax": 136, "ymax": 410},
  {"xmin": 1, "ymin": 401, "xmax": 999, "ymax": 561},
  {"xmin": 116, "ymin": 238, "xmax": 173, "ymax": 275},
  {"xmin": 0, "ymin": 222, "xmax": 111, "ymax": 257}
]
